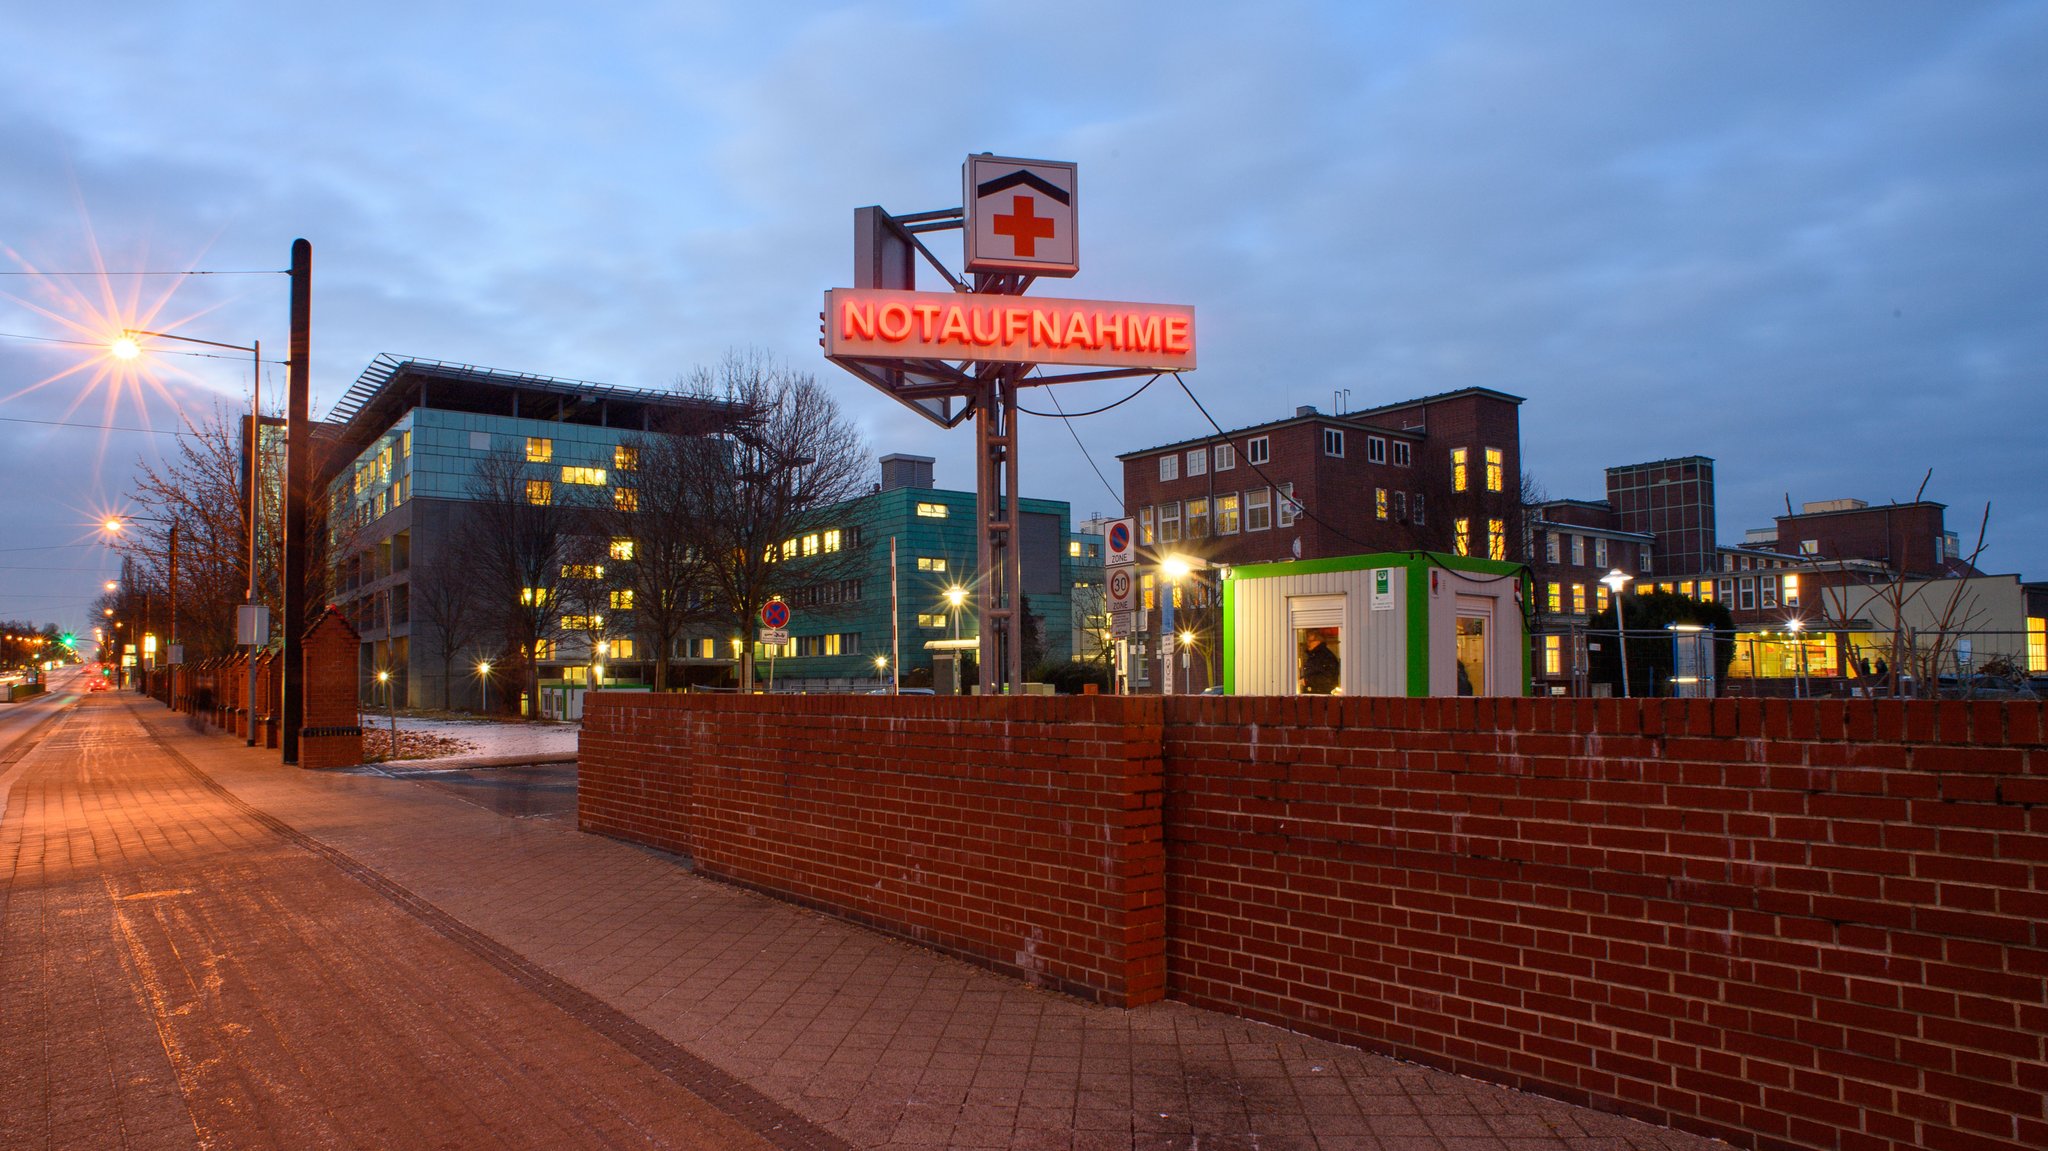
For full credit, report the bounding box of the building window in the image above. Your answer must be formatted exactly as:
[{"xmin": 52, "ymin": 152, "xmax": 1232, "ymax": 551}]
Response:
[
  {"xmin": 916, "ymin": 502, "xmax": 948, "ymax": 518},
  {"xmin": 526, "ymin": 480, "xmax": 553, "ymax": 506},
  {"xmin": 526, "ymin": 437, "xmax": 553, "ymax": 463},
  {"xmin": 1596, "ymin": 586, "xmax": 1609, "ymax": 613},
  {"xmin": 1545, "ymin": 533, "xmax": 1560, "ymax": 564},
  {"xmin": 1216, "ymin": 493, "xmax": 1240, "ymax": 535},
  {"xmin": 1739, "ymin": 577, "xmax": 1756, "ymax": 610},
  {"xmin": 1451, "ymin": 448, "xmax": 1468, "ymax": 492},
  {"xmin": 1782, "ymin": 573, "xmax": 1801, "ymax": 607},
  {"xmin": 613, "ymin": 445, "xmax": 638, "ymax": 471},
  {"xmin": 1761, "ymin": 574, "xmax": 1778, "ymax": 609},
  {"xmin": 2029, "ymin": 617, "xmax": 2046, "ymax": 673},
  {"xmin": 1486, "ymin": 447, "xmax": 1504, "ymax": 492},
  {"xmin": 1641, "ymin": 547, "xmax": 1653, "ymax": 574},
  {"xmin": 1570, "ymin": 535, "xmax": 1585, "ymax": 566},
  {"xmin": 822, "ymin": 529, "xmax": 842, "ymax": 553},
  {"xmin": 917, "ymin": 613, "xmax": 946, "ymax": 629},
  {"xmin": 1247, "ymin": 436, "xmax": 1269, "ymax": 465},
  {"xmin": 1187, "ymin": 448, "xmax": 1207, "ymax": 477},
  {"xmin": 693, "ymin": 638, "xmax": 717, "ymax": 659},
  {"xmin": 1547, "ymin": 583, "xmax": 1563, "ymax": 613},
  {"xmin": 1544, "ymin": 635, "xmax": 1562, "ymax": 676},
  {"xmin": 560, "ymin": 614, "xmax": 602, "ymax": 631},
  {"xmin": 1159, "ymin": 454, "xmax": 1179, "ymax": 481},
  {"xmin": 520, "ymin": 587, "xmax": 553, "ymax": 608},
  {"xmin": 1392, "ymin": 440, "xmax": 1410, "ymax": 467},
  {"xmin": 1718, "ymin": 578, "xmax": 1734, "ymax": 604},
  {"xmin": 1376, "ymin": 488, "xmax": 1389, "ymax": 520},
  {"xmin": 1594, "ymin": 538, "xmax": 1608, "ymax": 568},
  {"xmin": 1572, "ymin": 583, "xmax": 1586, "ymax": 614},
  {"xmin": 1323, "ymin": 428, "xmax": 1345, "ymax": 457},
  {"xmin": 1245, "ymin": 488, "xmax": 1271, "ymax": 532},
  {"xmin": 1393, "ymin": 491, "xmax": 1408, "ymax": 522},
  {"xmin": 1412, "ymin": 493, "xmax": 1424, "ymax": 526},
  {"xmin": 917, "ymin": 556, "xmax": 947, "ymax": 572},
  {"xmin": 1277, "ymin": 484, "xmax": 1297, "ymax": 528},
  {"xmin": 1454, "ymin": 517, "xmax": 1471, "ymax": 557},
  {"xmin": 1366, "ymin": 436, "xmax": 1386, "ymax": 464},
  {"xmin": 1069, "ymin": 540, "xmax": 1083, "ymax": 558},
  {"xmin": 562, "ymin": 466, "xmax": 607, "ymax": 486},
  {"xmin": 402, "ymin": 430, "xmax": 412, "ymax": 458},
  {"xmin": 1214, "ymin": 443, "xmax": 1236, "ymax": 471},
  {"xmin": 1488, "ymin": 519, "xmax": 1507, "ymax": 561},
  {"xmin": 613, "ymin": 488, "xmax": 638, "ymax": 512},
  {"xmin": 607, "ymin": 638, "xmax": 634, "ymax": 660},
  {"xmin": 610, "ymin": 590, "xmax": 634, "ymax": 610},
  {"xmin": 1160, "ymin": 502, "xmax": 1181, "ymax": 542},
  {"xmin": 562, "ymin": 564, "xmax": 605, "ymax": 579},
  {"xmin": 1140, "ymin": 572, "xmax": 1156, "ymax": 611},
  {"xmin": 533, "ymin": 639, "xmax": 555, "ymax": 661},
  {"xmin": 1140, "ymin": 507, "xmax": 1156, "ymax": 545},
  {"xmin": 802, "ymin": 533, "xmax": 820, "ymax": 557},
  {"xmin": 1185, "ymin": 497, "xmax": 1209, "ymax": 538}
]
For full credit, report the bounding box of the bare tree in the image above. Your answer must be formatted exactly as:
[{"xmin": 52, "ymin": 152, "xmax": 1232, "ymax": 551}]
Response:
[
  {"xmin": 671, "ymin": 352, "xmax": 871, "ymax": 690},
  {"xmin": 410, "ymin": 554, "xmax": 491, "ymax": 709},
  {"xmin": 461, "ymin": 447, "xmax": 586, "ymax": 713},
  {"xmin": 595, "ymin": 426, "xmax": 710, "ymax": 691}
]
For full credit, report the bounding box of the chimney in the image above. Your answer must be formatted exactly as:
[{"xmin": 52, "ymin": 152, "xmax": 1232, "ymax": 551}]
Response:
[
  {"xmin": 1296, "ymin": 404, "xmax": 1319, "ymax": 417},
  {"xmin": 879, "ymin": 453, "xmax": 935, "ymax": 492}
]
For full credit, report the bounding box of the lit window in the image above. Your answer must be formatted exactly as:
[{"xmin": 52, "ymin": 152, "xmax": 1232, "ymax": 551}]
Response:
[
  {"xmin": 1544, "ymin": 635, "xmax": 1562, "ymax": 676},
  {"xmin": 1485, "ymin": 447, "xmax": 1503, "ymax": 492},
  {"xmin": 1392, "ymin": 441, "xmax": 1410, "ymax": 467},
  {"xmin": 2029, "ymin": 617, "xmax": 2046, "ymax": 673},
  {"xmin": 782, "ymin": 539, "xmax": 799, "ymax": 561},
  {"xmin": 1545, "ymin": 533, "xmax": 1560, "ymax": 564},
  {"xmin": 402, "ymin": 430, "xmax": 412, "ymax": 457},
  {"xmin": 917, "ymin": 557, "xmax": 947, "ymax": 572},
  {"xmin": 1216, "ymin": 493, "xmax": 1240, "ymax": 534},
  {"xmin": 610, "ymin": 638, "xmax": 635, "ymax": 659},
  {"xmin": 1451, "ymin": 448, "xmax": 1468, "ymax": 492},
  {"xmin": 1141, "ymin": 571, "xmax": 1156, "ymax": 611},
  {"xmin": 562, "ymin": 466, "xmax": 607, "ymax": 486},
  {"xmin": 1069, "ymin": 541, "xmax": 1082, "ymax": 557},
  {"xmin": 1140, "ymin": 507, "xmax": 1156, "ymax": 545},
  {"xmin": 519, "ymin": 587, "xmax": 553, "ymax": 607},
  {"xmin": 1783, "ymin": 573, "xmax": 1801, "ymax": 607},
  {"xmin": 1185, "ymin": 497, "xmax": 1209, "ymax": 538},
  {"xmin": 694, "ymin": 638, "xmax": 717, "ymax": 659},
  {"xmin": 1160, "ymin": 502, "xmax": 1181, "ymax": 542},
  {"xmin": 1323, "ymin": 428, "xmax": 1345, "ymax": 457},
  {"xmin": 562, "ymin": 564, "xmax": 605, "ymax": 579},
  {"xmin": 1596, "ymin": 586, "xmax": 1610, "ymax": 613},
  {"xmin": 374, "ymin": 490, "xmax": 388, "ymax": 519},
  {"xmin": 1247, "ymin": 437, "xmax": 1269, "ymax": 465},
  {"xmin": 1572, "ymin": 583, "xmax": 1586, "ymax": 614},
  {"xmin": 917, "ymin": 613, "xmax": 946, "ymax": 629},
  {"xmin": 610, "ymin": 538, "xmax": 635, "ymax": 561},
  {"xmin": 1761, "ymin": 575, "xmax": 1778, "ymax": 609},
  {"xmin": 1376, "ymin": 488, "xmax": 1389, "ymax": 520},
  {"xmin": 1245, "ymin": 488, "xmax": 1271, "ymax": 532},
  {"xmin": 1680, "ymin": 581, "xmax": 1695, "ymax": 599},
  {"xmin": 610, "ymin": 590, "xmax": 634, "ymax": 610},
  {"xmin": 1547, "ymin": 583, "xmax": 1562, "ymax": 612},
  {"xmin": 527, "ymin": 437, "xmax": 552, "ymax": 463},
  {"xmin": 526, "ymin": 480, "xmax": 553, "ymax": 506},
  {"xmin": 1454, "ymin": 517, "xmax": 1471, "ymax": 557},
  {"xmin": 802, "ymin": 534, "xmax": 820, "ymax": 557},
  {"xmin": 916, "ymin": 502, "xmax": 949, "ymax": 518},
  {"xmin": 1215, "ymin": 444, "xmax": 1236, "ymax": 471},
  {"xmin": 1488, "ymin": 519, "xmax": 1507, "ymax": 561},
  {"xmin": 559, "ymin": 614, "xmax": 602, "ymax": 631},
  {"xmin": 1187, "ymin": 448, "xmax": 1207, "ymax": 477},
  {"xmin": 614, "ymin": 445, "xmax": 638, "ymax": 471},
  {"xmin": 1159, "ymin": 454, "xmax": 1178, "ymax": 481},
  {"xmin": 614, "ymin": 488, "xmax": 638, "ymax": 512},
  {"xmin": 1367, "ymin": 436, "xmax": 1386, "ymax": 464},
  {"xmin": 533, "ymin": 640, "xmax": 555, "ymax": 661},
  {"xmin": 1700, "ymin": 582, "xmax": 1716, "ymax": 603}
]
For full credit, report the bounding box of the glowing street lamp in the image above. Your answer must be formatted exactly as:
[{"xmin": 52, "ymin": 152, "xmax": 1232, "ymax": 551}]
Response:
[
  {"xmin": 1600, "ymin": 569, "xmax": 1634, "ymax": 698},
  {"xmin": 1158, "ymin": 554, "xmax": 1196, "ymax": 696},
  {"xmin": 1787, "ymin": 618, "xmax": 1808, "ymax": 699},
  {"xmin": 104, "ymin": 514, "xmax": 180, "ymax": 695},
  {"xmin": 476, "ymin": 660, "xmax": 493, "ymax": 713}
]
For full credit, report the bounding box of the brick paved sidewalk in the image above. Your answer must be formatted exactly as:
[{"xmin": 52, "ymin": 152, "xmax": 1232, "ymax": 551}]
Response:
[{"xmin": 112, "ymin": 694, "xmax": 1725, "ymax": 1150}]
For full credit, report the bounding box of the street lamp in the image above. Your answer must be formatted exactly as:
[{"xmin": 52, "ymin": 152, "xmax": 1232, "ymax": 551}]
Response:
[
  {"xmin": 477, "ymin": 660, "xmax": 492, "ymax": 713},
  {"xmin": 1787, "ymin": 618, "xmax": 1808, "ymax": 699},
  {"xmin": 1159, "ymin": 554, "xmax": 1195, "ymax": 696},
  {"xmin": 1600, "ymin": 569, "xmax": 1634, "ymax": 698},
  {"xmin": 116, "ymin": 327, "xmax": 271, "ymax": 742},
  {"xmin": 376, "ymin": 668, "xmax": 396, "ymax": 755},
  {"xmin": 103, "ymin": 515, "xmax": 180, "ymax": 698}
]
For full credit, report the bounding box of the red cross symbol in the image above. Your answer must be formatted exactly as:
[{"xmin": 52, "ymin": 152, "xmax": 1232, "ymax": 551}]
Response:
[{"xmin": 992, "ymin": 195, "xmax": 1056, "ymax": 257}]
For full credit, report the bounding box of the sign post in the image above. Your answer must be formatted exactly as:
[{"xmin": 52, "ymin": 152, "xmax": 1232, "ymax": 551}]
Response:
[{"xmin": 759, "ymin": 602, "xmax": 792, "ymax": 693}]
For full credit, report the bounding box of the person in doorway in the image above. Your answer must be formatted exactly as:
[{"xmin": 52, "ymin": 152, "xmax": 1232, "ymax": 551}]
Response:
[
  {"xmin": 1299, "ymin": 630, "xmax": 1340, "ymax": 695},
  {"xmin": 1456, "ymin": 660, "xmax": 1473, "ymax": 696}
]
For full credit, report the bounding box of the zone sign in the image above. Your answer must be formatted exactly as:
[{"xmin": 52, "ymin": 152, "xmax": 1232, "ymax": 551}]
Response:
[{"xmin": 964, "ymin": 155, "xmax": 1078, "ymax": 277}]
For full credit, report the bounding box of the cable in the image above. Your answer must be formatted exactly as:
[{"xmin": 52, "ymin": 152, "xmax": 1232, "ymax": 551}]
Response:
[
  {"xmin": 0, "ymin": 331, "xmax": 283, "ymax": 365},
  {"xmin": 0, "ymin": 269, "xmax": 282, "ymax": 276},
  {"xmin": 1040, "ymin": 387, "xmax": 1125, "ymax": 509},
  {"xmin": 1012, "ymin": 373, "xmax": 1159, "ymax": 418},
  {"xmin": 0, "ymin": 412, "xmax": 203, "ymax": 438}
]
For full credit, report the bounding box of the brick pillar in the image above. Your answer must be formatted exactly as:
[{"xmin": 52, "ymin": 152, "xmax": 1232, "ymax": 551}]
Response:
[{"xmin": 297, "ymin": 607, "xmax": 363, "ymax": 770}]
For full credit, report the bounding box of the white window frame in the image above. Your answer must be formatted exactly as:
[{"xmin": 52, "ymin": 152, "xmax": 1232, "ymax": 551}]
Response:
[
  {"xmin": 1246, "ymin": 436, "xmax": 1269, "ymax": 465},
  {"xmin": 1214, "ymin": 443, "xmax": 1236, "ymax": 471},
  {"xmin": 1245, "ymin": 487, "xmax": 1271, "ymax": 532},
  {"xmin": 1277, "ymin": 483, "xmax": 1298, "ymax": 528},
  {"xmin": 1187, "ymin": 448, "xmax": 1208, "ymax": 477},
  {"xmin": 1594, "ymin": 538, "xmax": 1608, "ymax": 568},
  {"xmin": 1159, "ymin": 502, "xmax": 1181, "ymax": 542},
  {"xmin": 1159, "ymin": 454, "xmax": 1178, "ymax": 481},
  {"xmin": 1322, "ymin": 428, "xmax": 1345, "ymax": 458},
  {"xmin": 1366, "ymin": 436, "xmax": 1386, "ymax": 464},
  {"xmin": 1392, "ymin": 440, "xmax": 1411, "ymax": 467}
]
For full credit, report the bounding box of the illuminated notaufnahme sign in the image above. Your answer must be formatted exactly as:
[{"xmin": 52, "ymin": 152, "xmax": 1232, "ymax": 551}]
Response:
[{"xmin": 825, "ymin": 288, "xmax": 1196, "ymax": 371}]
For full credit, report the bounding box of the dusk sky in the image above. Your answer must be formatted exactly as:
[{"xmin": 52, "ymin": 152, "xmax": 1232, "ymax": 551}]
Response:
[{"xmin": 3, "ymin": 1, "xmax": 2044, "ymax": 636}]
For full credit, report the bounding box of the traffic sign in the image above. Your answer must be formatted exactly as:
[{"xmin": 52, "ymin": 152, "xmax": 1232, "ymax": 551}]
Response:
[
  {"xmin": 761, "ymin": 601, "xmax": 791, "ymax": 629},
  {"xmin": 1107, "ymin": 567, "xmax": 1134, "ymax": 612},
  {"xmin": 964, "ymin": 155, "xmax": 1078, "ymax": 276},
  {"xmin": 1104, "ymin": 517, "xmax": 1136, "ymax": 567},
  {"xmin": 759, "ymin": 628, "xmax": 789, "ymax": 645}
]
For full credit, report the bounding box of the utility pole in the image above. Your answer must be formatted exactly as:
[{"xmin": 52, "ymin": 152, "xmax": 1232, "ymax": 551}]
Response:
[{"xmin": 283, "ymin": 238, "xmax": 311, "ymax": 765}]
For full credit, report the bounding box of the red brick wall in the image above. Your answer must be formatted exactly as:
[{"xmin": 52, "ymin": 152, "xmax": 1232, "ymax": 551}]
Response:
[
  {"xmin": 298, "ymin": 608, "xmax": 364, "ymax": 771},
  {"xmin": 1164, "ymin": 695, "xmax": 2046, "ymax": 1151},
  {"xmin": 581, "ymin": 693, "xmax": 1167, "ymax": 1007},
  {"xmin": 580, "ymin": 693, "xmax": 2046, "ymax": 1151}
]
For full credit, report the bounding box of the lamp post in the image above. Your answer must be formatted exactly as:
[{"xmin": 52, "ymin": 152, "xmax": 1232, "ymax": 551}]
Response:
[
  {"xmin": 477, "ymin": 660, "xmax": 492, "ymax": 714},
  {"xmin": 376, "ymin": 668, "xmax": 396, "ymax": 757},
  {"xmin": 1787, "ymin": 618, "xmax": 1807, "ymax": 699},
  {"xmin": 103, "ymin": 515, "xmax": 179, "ymax": 701},
  {"xmin": 1601, "ymin": 568, "xmax": 1634, "ymax": 699},
  {"xmin": 114, "ymin": 327, "xmax": 270, "ymax": 743}
]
